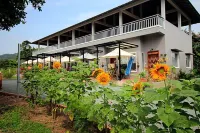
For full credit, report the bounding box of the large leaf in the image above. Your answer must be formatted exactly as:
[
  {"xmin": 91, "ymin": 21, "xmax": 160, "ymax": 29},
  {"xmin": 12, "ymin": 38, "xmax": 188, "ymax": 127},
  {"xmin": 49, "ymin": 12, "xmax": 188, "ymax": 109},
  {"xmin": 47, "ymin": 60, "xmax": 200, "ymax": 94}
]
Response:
[
  {"xmin": 157, "ymin": 107, "xmax": 180, "ymax": 127},
  {"xmin": 176, "ymin": 128, "xmax": 194, "ymax": 133},
  {"xmin": 143, "ymin": 89, "xmax": 167, "ymax": 103},
  {"xmin": 177, "ymin": 90, "xmax": 199, "ymax": 97},
  {"xmin": 146, "ymin": 125, "xmax": 159, "ymax": 133}
]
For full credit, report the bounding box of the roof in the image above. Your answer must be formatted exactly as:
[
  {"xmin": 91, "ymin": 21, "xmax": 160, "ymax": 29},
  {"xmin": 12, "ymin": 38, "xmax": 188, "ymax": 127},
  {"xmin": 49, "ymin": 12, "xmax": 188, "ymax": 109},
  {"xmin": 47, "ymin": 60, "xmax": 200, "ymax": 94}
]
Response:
[
  {"xmin": 32, "ymin": 0, "xmax": 200, "ymax": 44},
  {"xmin": 174, "ymin": 0, "xmax": 200, "ymax": 24}
]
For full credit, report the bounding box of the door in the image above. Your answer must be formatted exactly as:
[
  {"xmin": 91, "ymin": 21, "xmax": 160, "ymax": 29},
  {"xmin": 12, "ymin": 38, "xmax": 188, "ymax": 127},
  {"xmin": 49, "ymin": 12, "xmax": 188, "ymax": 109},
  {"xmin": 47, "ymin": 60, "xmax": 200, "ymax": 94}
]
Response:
[{"xmin": 148, "ymin": 51, "xmax": 159, "ymax": 69}]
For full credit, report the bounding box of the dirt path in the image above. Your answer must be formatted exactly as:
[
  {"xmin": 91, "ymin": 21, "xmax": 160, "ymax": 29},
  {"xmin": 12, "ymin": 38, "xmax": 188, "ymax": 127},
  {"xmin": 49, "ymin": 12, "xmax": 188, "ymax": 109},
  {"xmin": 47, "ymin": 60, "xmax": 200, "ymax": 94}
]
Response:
[{"xmin": 0, "ymin": 94, "xmax": 73, "ymax": 133}]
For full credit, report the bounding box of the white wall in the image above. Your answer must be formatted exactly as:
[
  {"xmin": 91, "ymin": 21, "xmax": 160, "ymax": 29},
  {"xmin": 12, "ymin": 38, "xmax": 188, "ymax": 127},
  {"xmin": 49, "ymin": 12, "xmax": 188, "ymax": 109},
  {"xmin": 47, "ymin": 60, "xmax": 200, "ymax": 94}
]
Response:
[{"xmin": 165, "ymin": 21, "xmax": 193, "ymax": 72}]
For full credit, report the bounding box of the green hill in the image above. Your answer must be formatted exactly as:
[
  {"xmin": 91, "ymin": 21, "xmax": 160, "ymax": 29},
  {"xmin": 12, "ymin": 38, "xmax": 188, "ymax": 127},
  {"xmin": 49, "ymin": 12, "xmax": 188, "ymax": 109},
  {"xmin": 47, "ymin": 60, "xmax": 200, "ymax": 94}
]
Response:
[{"xmin": 0, "ymin": 53, "xmax": 17, "ymax": 60}]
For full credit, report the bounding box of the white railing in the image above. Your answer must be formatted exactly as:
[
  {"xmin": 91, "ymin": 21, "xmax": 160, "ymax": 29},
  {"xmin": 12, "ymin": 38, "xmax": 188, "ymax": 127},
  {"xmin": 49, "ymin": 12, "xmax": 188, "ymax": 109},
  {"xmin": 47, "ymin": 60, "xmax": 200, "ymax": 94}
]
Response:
[
  {"xmin": 32, "ymin": 45, "xmax": 57, "ymax": 55},
  {"xmin": 75, "ymin": 34, "xmax": 92, "ymax": 44},
  {"xmin": 94, "ymin": 26, "xmax": 120, "ymax": 40},
  {"xmin": 122, "ymin": 14, "xmax": 163, "ymax": 33},
  {"xmin": 60, "ymin": 40, "xmax": 72, "ymax": 48},
  {"xmin": 33, "ymin": 14, "xmax": 164, "ymax": 55}
]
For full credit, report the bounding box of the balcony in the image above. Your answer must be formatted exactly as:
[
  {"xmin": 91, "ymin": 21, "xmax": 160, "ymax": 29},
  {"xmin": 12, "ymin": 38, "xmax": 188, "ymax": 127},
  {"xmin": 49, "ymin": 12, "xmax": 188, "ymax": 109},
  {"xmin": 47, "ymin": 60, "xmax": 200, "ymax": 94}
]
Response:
[{"xmin": 33, "ymin": 14, "xmax": 164, "ymax": 56}]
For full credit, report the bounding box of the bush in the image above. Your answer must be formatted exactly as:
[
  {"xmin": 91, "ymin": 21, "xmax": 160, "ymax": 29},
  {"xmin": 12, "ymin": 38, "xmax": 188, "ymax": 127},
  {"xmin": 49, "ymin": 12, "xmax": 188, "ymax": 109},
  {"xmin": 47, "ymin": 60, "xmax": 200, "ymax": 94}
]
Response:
[
  {"xmin": 1, "ymin": 68, "xmax": 16, "ymax": 79},
  {"xmin": 177, "ymin": 69, "xmax": 195, "ymax": 80}
]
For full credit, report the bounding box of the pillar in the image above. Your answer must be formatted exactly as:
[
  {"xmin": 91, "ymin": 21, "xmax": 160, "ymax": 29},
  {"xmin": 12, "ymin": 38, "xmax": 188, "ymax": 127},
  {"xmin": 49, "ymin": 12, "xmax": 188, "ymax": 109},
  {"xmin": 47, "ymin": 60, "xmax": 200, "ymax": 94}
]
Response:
[
  {"xmin": 47, "ymin": 40, "xmax": 49, "ymax": 47},
  {"xmin": 189, "ymin": 21, "xmax": 192, "ymax": 36},
  {"xmin": 58, "ymin": 36, "xmax": 60, "ymax": 48},
  {"xmin": 161, "ymin": 0, "xmax": 166, "ymax": 28},
  {"xmin": 72, "ymin": 30, "xmax": 75, "ymax": 45},
  {"xmin": 119, "ymin": 11, "xmax": 123, "ymax": 34},
  {"xmin": 178, "ymin": 12, "xmax": 182, "ymax": 29},
  {"xmin": 38, "ymin": 44, "xmax": 40, "ymax": 51},
  {"xmin": 92, "ymin": 22, "xmax": 95, "ymax": 40}
]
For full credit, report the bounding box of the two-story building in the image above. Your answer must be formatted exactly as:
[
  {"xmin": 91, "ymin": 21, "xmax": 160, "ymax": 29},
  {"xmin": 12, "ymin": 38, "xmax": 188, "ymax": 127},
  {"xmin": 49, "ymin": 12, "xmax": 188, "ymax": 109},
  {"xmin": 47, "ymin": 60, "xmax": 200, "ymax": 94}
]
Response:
[{"xmin": 31, "ymin": 0, "xmax": 200, "ymax": 73}]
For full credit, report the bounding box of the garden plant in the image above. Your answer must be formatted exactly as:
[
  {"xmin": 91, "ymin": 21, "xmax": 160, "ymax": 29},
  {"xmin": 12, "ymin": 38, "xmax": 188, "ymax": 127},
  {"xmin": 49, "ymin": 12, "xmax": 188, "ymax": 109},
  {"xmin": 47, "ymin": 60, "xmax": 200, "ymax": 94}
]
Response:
[{"xmin": 22, "ymin": 60, "xmax": 200, "ymax": 133}]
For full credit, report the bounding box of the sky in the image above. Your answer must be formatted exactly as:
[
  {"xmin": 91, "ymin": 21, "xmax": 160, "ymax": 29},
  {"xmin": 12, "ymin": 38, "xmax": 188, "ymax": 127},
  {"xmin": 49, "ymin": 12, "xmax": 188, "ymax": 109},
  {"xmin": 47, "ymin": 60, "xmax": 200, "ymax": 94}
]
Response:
[{"xmin": 0, "ymin": 0, "xmax": 200, "ymax": 55}]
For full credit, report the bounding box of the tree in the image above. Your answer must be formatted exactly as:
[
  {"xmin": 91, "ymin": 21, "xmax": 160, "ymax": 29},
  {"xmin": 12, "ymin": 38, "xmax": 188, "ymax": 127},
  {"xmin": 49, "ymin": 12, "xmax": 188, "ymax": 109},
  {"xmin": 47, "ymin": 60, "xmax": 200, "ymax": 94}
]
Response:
[
  {"xmin": 19, "ymin": 40, "xmax": 35, "ymax": 59},
  {"xmin": 192, "ymin": 33, "xmax": 200, "ymax": 74},
  {"xmin": 0, "ymin": 0, "xmax": 45, "ymax": 31}
]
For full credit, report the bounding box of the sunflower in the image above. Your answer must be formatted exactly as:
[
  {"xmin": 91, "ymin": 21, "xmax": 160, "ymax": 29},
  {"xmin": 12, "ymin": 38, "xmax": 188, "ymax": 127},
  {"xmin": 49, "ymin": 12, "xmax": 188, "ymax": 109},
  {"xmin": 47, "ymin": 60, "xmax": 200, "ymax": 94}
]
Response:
[
  {"xmin": 96, "ymin": 72, "xmax": 111, "ymax": 85},
  {"xmin": 38, "ymin": 63, "xmax": 43, "ymax": 69},
  {"xmin": 150, "ymin": 63, "xmax": 170, "ymax": 81},
  {"xmin": 53, "ymin": 62, "xmax": 61, "ymax": 69},
  {"xmin": 92, "ymin": 68, "xmax": 104, "ymax": 77},
  {"xmin": 132, "ymin": 81, "xmax": 143, "ymax": 94}
]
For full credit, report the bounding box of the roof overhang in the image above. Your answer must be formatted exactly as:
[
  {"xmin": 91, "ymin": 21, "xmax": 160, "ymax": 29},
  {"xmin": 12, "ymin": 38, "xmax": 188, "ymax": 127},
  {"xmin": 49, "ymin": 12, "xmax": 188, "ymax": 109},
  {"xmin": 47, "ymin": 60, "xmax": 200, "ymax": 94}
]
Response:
[{"xmin": 31, "ymin": 0, "xmax": 200, "ymax": 45}]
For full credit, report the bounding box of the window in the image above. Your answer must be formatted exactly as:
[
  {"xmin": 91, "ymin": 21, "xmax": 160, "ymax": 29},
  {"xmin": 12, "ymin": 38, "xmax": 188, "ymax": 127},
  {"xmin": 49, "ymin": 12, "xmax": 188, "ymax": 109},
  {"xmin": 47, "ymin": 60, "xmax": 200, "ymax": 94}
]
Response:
[
  {"xmin": 186, "ymin": 54, "xmax": 191, "ymax": 68},
  {"xmin": 172, "ymin": 52, "xmax": 179, "ymax": 68}
]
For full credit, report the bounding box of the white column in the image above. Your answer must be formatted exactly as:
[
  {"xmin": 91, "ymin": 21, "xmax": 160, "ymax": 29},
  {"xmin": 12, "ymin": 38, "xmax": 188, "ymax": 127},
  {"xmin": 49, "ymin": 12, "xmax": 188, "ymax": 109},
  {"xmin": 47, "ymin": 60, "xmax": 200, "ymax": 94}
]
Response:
[
  {"xmin": 161, "ymin": 0, "xmax": 166, "ymax": 28},
  {"xmin": 178, "ymin": 12, "xmax": 182, "ymax": 29},
  {"xmin": 58, "ymin": 36, "xmax": 60, "ymax": 48},
  {"xmin": 189, "ymin": 21, "xmax": 192, "ymax": 36},
  {"xmin": 72, "ymin": 30, "xmax": 75, "ymax": 45},
  {"xmin": 47, "ymin": 40, "xmax": 49, "ymax": 47},
  {"xmin": 38, "ymin": 44, "xmax": 40, "ymax": 51},
  {"xmin": 119, "ymin": 11, "xmax": 123, "ymax": 34},
  {"xmin": 92, "ymin": 22, "xmax": 95, "ymax": 40}
]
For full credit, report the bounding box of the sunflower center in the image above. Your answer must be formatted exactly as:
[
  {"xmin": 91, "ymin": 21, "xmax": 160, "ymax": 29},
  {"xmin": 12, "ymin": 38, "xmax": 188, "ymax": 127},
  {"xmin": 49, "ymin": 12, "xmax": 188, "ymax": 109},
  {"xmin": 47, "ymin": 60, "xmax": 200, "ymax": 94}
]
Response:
[
  {"xmin": 158, "ymin": 67, "xmax": 165, "ymax": 75},
  {"xmin": 100, "ymin": 77, "xmax": 107, "ymax": 82}
]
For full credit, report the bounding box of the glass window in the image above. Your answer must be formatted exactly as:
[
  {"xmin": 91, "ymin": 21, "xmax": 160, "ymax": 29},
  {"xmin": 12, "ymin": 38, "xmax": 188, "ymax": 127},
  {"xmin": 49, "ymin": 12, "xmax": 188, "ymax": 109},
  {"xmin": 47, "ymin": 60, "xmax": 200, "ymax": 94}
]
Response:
[
  {"xmin": 186, "ymin": 54, "xmax": 191, "ymax": 68},
  {"xmin": 172, "ymin": 52, "xmax": 179, "ymax": 67}
]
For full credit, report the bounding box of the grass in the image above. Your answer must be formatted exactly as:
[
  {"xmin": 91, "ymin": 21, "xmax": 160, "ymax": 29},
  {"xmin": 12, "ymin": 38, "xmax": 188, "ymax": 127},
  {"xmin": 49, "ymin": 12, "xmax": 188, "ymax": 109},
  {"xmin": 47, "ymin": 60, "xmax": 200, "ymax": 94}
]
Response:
[{"xmin": 0, "ymin": 105, "xmax": 51, "ymax": 133}]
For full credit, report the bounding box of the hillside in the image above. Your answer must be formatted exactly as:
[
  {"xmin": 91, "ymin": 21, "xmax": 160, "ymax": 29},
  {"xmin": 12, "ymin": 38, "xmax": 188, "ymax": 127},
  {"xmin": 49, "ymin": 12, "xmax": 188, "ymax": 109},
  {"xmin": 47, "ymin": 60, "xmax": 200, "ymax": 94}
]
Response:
[{"xmin": 0, "ymin": 53, "xmax": 17, "ymax": 60}]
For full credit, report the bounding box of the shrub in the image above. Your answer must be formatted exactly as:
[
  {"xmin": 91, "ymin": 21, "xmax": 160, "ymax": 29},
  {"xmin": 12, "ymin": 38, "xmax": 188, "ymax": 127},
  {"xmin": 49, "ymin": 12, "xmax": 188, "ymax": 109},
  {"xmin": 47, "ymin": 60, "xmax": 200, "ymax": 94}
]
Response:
[
  {"xmin": 178, "ymin": 69, "xmax": 195, "ymax": 80},
  {"xmin": 1, "ymin": 68, "xmax": 16, "ymax": 79}
]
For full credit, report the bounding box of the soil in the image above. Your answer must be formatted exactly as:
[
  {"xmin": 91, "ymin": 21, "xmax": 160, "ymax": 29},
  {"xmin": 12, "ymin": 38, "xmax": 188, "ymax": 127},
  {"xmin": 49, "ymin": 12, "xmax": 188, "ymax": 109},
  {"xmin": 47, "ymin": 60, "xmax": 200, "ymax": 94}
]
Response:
[{"xmin": 0, "ymin": 94, "xmax": 74, "ymax": 133}]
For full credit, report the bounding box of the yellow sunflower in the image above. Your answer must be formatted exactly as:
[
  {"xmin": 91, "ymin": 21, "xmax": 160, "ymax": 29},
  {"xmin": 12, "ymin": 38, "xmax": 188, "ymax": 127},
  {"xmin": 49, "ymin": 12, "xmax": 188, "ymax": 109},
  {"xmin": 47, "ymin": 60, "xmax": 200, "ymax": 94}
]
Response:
[
  {"xmin": 132, "ymin": 81, "xmax": 143, "ymax": 94},
  {"xmin": 92, "ymin": 68, "xmax": 104, "ymax": 77},
  {"xmin": 150, "ymin": 63, "xmax": 170, "ymax": 81},
  {"xmin": 53, "ymin": 62, "xmax": 61, "ymax": 69},
  {"xmin": 38, "ymin": 63, "xmax": 43, "ymax": 69},
  {"xmin": 96, "ymin": 72, "xmax": 111, "ymax": 85}
]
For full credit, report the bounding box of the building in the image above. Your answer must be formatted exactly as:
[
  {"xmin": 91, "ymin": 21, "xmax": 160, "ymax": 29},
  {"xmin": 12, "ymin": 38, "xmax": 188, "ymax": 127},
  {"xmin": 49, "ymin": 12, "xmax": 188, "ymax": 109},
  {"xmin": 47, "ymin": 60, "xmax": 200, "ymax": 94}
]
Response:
[{"xmin": 31, "ymin": 0, "xmax": 200, "ymax": 73}]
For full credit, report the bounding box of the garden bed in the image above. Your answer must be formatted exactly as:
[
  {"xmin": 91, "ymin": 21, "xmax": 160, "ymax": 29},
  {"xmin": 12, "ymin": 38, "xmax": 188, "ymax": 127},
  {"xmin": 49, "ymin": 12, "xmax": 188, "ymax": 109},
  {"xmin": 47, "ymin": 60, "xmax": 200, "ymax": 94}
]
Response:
[{"xmin": 0, "ymin": 94, "xmax": 73, "ymax": 133}]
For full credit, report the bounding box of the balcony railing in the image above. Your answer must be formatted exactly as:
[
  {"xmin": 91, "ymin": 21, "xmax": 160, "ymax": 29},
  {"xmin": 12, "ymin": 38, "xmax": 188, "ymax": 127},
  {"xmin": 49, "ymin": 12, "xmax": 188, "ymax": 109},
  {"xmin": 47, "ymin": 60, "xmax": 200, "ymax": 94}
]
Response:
[
  {"xmin": 33, "ymin": 14, "xmax": 164, "ymax": 56},
  {"xmin": 60, "ymin": 40, "xmax": 72, "ymax": 48},
  {"xmin": 75, "ymin": 34, "xmax": 92, "ymax": 44}
]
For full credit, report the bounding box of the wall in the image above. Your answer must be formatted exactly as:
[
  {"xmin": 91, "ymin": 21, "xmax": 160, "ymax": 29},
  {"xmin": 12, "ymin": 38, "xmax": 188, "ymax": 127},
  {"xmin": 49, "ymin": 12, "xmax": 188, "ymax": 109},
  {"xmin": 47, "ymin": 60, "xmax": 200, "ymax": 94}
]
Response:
[
  {"xmin": 123, "ymin": 34, "xmax": 165, "ymax": 72},
  {"xmin": 165, "ymin": 20, "xmax": 193, "ymax": 72}
]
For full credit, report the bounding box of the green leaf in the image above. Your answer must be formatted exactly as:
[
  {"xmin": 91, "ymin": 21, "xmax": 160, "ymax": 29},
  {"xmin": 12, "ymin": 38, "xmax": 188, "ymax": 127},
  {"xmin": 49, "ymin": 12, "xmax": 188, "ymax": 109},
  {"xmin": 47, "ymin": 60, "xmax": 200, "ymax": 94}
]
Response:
[
  {"xmin": 177, "ymin": 90, "xmax": 199, "ymax": 97},
  {"xmin": 127, "ymin": 103, "xmax": 138, "ymax": 114},
  {"xmin": 143, "ymin": 89, "xmax": 167, "ymax": 103},
  {"xmin": 146, "ymin": 125, "xmax": 159, "ymax": 133},
  {"xmin": 173, "ymin": 115, "xmax": 191, "ymax": 128},
  {"xmin": 157, "ymin": 107, "xmax": 180, "ymax": 127},
  {"xmin": 176, "ymin": 128, "xmax": 194, "ymax": 133},
  {"xmin": 171, "ymin": 80, "xmax": 183, "ymax": 89}
]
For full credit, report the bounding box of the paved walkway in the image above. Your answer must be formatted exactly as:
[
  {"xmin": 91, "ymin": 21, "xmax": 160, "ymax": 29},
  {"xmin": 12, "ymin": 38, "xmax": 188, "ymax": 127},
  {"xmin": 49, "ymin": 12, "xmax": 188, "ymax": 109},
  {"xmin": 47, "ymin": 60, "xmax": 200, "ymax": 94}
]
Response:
[{"xmin": 0, "ymin": 79, "xmax": 25, "ymax": 95}]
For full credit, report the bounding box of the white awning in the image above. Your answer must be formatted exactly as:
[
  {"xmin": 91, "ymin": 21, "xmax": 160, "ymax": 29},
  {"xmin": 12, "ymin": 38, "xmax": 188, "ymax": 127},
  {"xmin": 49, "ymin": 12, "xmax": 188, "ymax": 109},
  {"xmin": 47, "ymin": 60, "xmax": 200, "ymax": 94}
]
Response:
[
  {"xmin": 33, "ymin": 58, "xmax": 44, "ymax": 64},
  {"xmin": 101, "ymin": 48, "xmax": 133, "ymax": 58},
  {"xmin": 44, "ymin": 57, "xmax": 57, "ymax": 62},
  {"xmin": 22, "ymin": 60, "xmax": 32, "ymax": 64},
  {"xmin": 78, "ymin": 53, "xmax": 96, "ymax": 60},
  {"xmin": 61, "ymin": 56, "xmax": 74, "ymax": 62}
]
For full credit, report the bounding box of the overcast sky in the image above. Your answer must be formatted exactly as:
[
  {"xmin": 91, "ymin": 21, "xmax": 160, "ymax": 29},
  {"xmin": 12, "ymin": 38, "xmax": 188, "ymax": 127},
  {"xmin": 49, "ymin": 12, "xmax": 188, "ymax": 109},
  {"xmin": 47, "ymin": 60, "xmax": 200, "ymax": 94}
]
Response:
[{"xmin": 0, "ymin": 0, "xmax": 200, "ymax": 55}]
